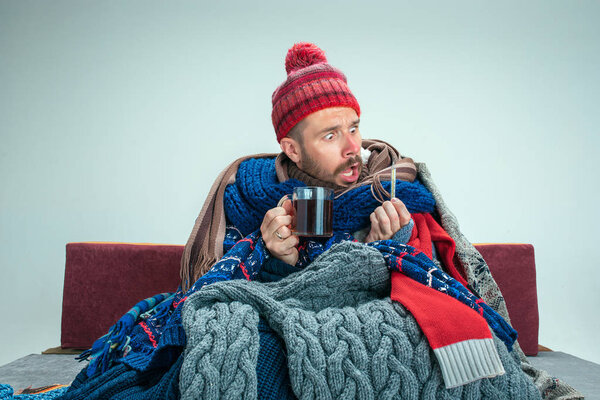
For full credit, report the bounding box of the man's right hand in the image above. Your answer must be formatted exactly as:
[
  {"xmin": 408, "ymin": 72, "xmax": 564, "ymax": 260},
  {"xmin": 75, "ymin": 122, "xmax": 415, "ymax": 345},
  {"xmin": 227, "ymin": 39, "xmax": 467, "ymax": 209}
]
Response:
[{"xmin": 260, "ymin": 199, "xmax": 299, "ymax": 265}]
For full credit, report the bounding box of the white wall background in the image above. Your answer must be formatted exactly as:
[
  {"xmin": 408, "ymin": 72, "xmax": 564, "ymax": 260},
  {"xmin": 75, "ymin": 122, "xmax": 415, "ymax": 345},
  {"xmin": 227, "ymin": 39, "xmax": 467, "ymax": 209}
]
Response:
[{"xmin": 1, "ymin": 1, "xmax": 598, "ymax": 367}]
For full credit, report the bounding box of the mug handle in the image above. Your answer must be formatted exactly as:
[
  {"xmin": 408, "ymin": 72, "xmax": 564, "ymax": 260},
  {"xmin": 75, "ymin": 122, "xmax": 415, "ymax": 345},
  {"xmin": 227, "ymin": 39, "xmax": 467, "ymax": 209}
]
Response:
[{"xmin": 277, "ymin": 194, "xmax": 292, "ymax": 208}]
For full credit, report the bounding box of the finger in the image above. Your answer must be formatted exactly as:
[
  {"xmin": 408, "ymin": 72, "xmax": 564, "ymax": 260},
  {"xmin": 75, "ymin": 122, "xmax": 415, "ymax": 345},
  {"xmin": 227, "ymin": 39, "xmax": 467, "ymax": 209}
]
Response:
[
  {"xmin": 284, "ymin": 236, "xmax": 300, "ymax": 254},
  {"xmin": 261, "ymin": 207, "xmax": 287, "ymax": 233},
  {"xmin": 275, "ymin": 234, "xmax": 299, "ymax": 255},
  {"xmin": 375, "ymin": 206, "xmax": 393, "ymax": 237},
  {"xmin": 281, "ymin": 199, "xmax": 295, "ymax": 229},
  {"xmin": 369, "ymin": 212, "xmax": 382, "ymax": 240},
  {"xmin": 266, "ymin": 214, "xmax": 293, "ymax": 237},
  {"xmin": 277, "ymin": 225, "xmax": 292, "ymax": 240},
  {"xmin": 281, "ymin": 199, "xmax": 294, "ymax": 216},
  {"xmin": 391, "ymin": 198, "xmax": 411, "ymax": 226},
  {"xmin": 382, "ymin": 201, "xmax": 400, "ymax": 233},
  {"xmin": 282, "ymin": 248, "xmax": 298, "ymax": 258}
]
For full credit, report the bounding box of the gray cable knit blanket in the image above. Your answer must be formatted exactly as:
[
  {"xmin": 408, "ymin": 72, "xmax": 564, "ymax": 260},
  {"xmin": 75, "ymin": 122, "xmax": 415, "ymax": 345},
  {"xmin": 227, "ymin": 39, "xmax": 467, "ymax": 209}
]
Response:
[{"xmin": 180, "ymin": 241, "xmax": 541, "ymax": 400}]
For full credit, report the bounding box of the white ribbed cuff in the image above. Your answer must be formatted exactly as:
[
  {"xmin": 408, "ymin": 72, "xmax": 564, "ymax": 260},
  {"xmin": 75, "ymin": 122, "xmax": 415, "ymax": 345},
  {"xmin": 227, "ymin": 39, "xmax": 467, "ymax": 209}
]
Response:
[{"xmin": 433, "ymin": 338, "xmax": 505, "ymax": 389}]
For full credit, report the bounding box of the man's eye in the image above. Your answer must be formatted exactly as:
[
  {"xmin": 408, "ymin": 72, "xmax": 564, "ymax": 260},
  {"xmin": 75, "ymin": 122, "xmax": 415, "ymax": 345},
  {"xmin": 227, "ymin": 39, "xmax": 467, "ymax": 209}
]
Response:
[
  {"xmin": 324, "ymin": 133, "xmax": 335, "ymax": 140},
  {"xmin": 350, "ymin": 126, "xmax": 358, "ymax": 133}
]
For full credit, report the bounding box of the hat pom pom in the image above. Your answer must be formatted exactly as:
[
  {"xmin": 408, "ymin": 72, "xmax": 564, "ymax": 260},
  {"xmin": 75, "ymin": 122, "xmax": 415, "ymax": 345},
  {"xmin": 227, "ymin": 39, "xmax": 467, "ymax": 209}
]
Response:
[{"xmin": 285, "ymin": 42, "xmax": 327, "ymax": 75}]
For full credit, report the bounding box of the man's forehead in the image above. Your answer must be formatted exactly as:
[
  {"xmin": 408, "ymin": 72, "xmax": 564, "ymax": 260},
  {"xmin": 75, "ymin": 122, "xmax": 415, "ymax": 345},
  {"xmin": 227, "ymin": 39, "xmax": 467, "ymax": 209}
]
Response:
[{"xmin": 303, "ymin": 107, "xmax": 360, "ymax": 134}]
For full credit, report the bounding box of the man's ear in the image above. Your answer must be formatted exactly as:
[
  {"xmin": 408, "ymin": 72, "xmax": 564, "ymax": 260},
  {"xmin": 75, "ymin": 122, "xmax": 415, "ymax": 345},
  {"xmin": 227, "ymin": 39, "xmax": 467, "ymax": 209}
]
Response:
[{"xmin": 280, "ymin": 137, "xmax": 302, "ymax": 164}]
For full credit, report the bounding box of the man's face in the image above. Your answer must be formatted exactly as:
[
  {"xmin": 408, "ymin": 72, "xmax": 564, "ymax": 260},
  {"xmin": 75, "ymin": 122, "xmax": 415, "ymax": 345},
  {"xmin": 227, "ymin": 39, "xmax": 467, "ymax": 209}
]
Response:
[{"xmin": 283, "ymin": 107, "xmax": 363, "ymax": 187}]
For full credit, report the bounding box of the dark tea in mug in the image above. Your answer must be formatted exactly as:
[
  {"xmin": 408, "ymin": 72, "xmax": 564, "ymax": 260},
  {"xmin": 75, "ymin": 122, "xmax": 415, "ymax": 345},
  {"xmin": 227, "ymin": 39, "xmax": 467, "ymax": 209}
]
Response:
[
  {"xmin": 289, "ymin": 187, "xmax": 334, "ymax": 237},
  {"xmin": 294, "ymin": 198, "xmax": 333, "ymax": 237}
]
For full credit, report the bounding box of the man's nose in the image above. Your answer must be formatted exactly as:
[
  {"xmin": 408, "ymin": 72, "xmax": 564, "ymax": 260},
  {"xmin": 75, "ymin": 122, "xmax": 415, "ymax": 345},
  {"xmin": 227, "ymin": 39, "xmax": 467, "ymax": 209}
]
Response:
[{"xmin": 342, "ymin": 132, "xmax": 361, "ymax": 157}]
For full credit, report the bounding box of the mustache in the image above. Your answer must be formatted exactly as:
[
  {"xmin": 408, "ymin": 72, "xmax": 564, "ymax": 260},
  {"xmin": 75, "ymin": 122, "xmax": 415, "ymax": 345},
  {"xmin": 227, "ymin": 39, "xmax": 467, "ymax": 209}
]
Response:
[{"xmin": 334, "ymin": 155, "xmax": 363, "ymax": 175}]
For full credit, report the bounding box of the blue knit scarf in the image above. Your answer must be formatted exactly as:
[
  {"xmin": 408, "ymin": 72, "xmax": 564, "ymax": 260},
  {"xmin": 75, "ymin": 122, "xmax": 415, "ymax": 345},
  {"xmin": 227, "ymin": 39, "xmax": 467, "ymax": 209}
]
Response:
[{"xmin": 223, "ymin": 157, "xmax": 436, "ymax": 236}]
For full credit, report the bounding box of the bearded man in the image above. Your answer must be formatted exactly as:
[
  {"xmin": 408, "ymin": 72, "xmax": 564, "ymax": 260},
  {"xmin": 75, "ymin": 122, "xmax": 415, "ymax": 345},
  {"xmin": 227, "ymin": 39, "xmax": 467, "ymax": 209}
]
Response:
[{"xmin": 174, "ymin": 42, "xmax": 541, "ymax": 399}]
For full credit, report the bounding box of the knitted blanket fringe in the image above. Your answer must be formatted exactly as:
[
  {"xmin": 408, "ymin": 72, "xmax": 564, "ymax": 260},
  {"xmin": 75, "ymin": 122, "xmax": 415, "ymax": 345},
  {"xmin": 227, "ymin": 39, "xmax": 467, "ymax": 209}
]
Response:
[{"xmin": 77, "ymin": 292, "xmax": 174, "ymax": 377}]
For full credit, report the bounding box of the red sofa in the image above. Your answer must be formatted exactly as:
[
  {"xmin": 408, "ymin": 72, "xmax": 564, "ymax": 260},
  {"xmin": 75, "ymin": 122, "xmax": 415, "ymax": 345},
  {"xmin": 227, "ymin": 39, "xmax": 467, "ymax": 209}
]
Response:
[{"xmin": 60, "ymin": 242, "xmax": 539, "ymax": 356}]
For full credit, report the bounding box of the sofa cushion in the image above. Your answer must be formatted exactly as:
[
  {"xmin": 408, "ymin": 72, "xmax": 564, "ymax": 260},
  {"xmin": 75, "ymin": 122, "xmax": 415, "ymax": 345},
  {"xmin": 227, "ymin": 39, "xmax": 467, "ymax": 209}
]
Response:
[{"xmin": 61, "ymin": 242, "xmax": 183, "ymax": 349}]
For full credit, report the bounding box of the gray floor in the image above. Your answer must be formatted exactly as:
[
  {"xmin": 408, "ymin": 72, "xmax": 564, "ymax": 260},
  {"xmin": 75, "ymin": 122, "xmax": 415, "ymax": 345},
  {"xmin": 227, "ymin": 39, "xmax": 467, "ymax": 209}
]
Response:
[
  {"xmin": 527, "ymin": 351, "xmax": 600, "ymax": 400},
  {"xmin": 0, "ymin": 352, "xmax": 597, "ymax": 397},
  {"xmin": 0, "ymin": 354, "xmax": 86, "ymax": 390}
]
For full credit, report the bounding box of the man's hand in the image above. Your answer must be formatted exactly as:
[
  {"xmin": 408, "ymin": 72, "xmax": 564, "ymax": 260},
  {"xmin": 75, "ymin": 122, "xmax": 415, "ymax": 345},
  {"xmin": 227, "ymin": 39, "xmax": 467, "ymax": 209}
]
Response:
[
  {"xmin": 365, "ymin": 198, "xmax": 411, "ymax": 242},
  {"xmin": 260, "ymin": 199, "xmax": 300, "ymax": 265}
]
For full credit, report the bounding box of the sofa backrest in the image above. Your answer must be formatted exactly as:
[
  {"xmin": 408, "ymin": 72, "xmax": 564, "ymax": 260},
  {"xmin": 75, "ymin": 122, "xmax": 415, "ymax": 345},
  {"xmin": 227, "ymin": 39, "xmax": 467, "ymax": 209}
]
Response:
[
  {"xmin": 475, "ymin": 243, "xmax": 539, "ymax": 356},
  {"xmin": 61, "ymin": 242, "xmax": 539, "ymax": 356},
  {"xmin": 61, "ymin": 242, "xmax": 183, "ymax": 349}
]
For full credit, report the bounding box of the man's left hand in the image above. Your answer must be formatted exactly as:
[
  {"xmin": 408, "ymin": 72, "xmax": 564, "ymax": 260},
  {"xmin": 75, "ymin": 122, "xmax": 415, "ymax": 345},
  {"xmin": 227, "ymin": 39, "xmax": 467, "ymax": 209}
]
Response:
[{"xmin": 365, "ymin": 198, "xmax": 411, "ymax": 242}]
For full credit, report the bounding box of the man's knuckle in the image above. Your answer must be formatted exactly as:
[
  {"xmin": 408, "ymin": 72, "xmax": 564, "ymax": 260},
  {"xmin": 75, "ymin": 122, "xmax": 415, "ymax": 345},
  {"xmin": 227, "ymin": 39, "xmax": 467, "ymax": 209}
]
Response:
[{"xmin": 265, "ymin": 210, "xmax": 277, "ymax": 220}]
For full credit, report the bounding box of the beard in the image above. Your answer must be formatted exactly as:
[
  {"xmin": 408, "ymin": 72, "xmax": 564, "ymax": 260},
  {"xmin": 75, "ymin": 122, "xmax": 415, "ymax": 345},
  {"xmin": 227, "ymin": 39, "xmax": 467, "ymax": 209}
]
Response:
[{"xmin": 300, "ymin": 151, "xmax": 363, "ymax": 186}]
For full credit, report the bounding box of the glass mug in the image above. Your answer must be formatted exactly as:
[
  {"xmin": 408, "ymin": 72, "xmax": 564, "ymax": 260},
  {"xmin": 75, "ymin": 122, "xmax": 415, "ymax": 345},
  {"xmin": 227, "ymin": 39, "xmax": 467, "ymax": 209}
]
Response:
[{"xmin": 278, "ymin": 186, "xmax": 334, "ymax": 237}]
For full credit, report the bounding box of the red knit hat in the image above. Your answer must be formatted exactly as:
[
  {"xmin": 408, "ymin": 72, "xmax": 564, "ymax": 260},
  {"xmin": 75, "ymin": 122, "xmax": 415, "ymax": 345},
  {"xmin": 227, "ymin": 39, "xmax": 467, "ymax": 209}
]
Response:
[{"xmin": 271, "ymin": 42, "xmax": 361, "ymax": 143}]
